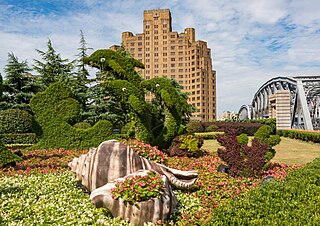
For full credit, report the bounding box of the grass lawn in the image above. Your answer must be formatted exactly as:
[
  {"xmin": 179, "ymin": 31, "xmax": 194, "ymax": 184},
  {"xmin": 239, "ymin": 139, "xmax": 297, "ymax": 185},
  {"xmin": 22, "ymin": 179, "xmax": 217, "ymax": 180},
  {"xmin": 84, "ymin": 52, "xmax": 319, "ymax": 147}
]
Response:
[{"xmin": 203, "ymin": 137, "xmax": 320, "ymax": 165}]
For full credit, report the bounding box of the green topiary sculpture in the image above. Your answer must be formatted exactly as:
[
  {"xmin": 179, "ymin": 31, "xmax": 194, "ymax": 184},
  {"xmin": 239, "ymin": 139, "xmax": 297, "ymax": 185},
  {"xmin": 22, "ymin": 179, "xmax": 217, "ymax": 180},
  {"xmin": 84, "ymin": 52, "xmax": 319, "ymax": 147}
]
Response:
[
  {"xmin": 84, "ymin": 49, "xmax": 192, "ymax": 149},
  {"xmin": 30, "ymin": 82, "xmax": 114, "ymax": 149}
]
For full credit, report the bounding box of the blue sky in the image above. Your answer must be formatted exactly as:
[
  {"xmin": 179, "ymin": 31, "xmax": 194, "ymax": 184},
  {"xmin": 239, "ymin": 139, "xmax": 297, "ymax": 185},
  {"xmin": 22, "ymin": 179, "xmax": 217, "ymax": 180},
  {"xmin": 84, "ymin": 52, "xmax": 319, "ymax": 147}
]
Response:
[{"xmin": 1, "ymin": 0, "xmax": 320, "ymax": 117}]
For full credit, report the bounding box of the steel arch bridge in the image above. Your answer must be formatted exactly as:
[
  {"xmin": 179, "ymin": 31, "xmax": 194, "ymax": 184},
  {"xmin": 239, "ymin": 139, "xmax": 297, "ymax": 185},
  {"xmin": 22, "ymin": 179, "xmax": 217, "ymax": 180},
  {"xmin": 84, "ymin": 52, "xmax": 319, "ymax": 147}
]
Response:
[{"xmin": 238, "ymin": 75, "xmax": 320, "ymax": 130}]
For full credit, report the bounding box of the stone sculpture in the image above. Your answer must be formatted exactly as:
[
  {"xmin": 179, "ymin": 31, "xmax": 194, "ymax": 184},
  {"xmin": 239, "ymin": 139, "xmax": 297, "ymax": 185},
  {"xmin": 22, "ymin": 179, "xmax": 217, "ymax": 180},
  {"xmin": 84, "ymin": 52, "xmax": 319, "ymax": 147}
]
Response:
[
  {"xmin": 68, "ymin": 140, "xmax": 198, "ymax": 192},
  {"xmin": 90, "ymin": 170, "xmax": 177, "ymax": 226},
  {"xmin": 69, "ymin": 140, "xmax": 198, "ymax": 225}
]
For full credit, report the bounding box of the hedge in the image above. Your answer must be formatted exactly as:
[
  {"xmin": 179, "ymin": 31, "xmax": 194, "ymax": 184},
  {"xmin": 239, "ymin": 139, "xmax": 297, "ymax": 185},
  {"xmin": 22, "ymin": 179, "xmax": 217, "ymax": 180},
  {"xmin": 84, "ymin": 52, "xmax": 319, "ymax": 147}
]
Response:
[
  {"xmin": 277, "ymin": 129, "xmax": 320, "ymax": 143},
  {"xmin": 0, "ymin": 109, "xmax": 33, "ymax": 134},
  {"xmin": 209, "ymin": 158, "xmax": 320, "ymax": 225},
  {"xmin": 190, "ymin": 121, "xmax": 264, "ymax": 136},
  {"xmin": 0, "ymin": 133, "xmax": 37, "ymax": 145},
  {"xmin": 194, "ymin": 132, "xmax": 223, "ymax": 140},
  {"xmin": 29, "ymin": 82, "xmax": 115, "ymax": 150}
]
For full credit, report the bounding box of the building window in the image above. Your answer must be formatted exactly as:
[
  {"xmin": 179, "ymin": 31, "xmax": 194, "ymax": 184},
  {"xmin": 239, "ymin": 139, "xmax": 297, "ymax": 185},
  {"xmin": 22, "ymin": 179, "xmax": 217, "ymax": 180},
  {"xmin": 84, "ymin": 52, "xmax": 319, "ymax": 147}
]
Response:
[
  {"xmin": 179, "ymin": 75, "xmax": 183, "ymax": 78},
  {"xmin": 154, "ymin": 47, "xmax": 158, "ymax": 51},
  {"xmin": 171, "ymin": 63, "xmax": 175, "ymax": 67},
  {"xmin": 179, "ymin": 68, "xmax": 183, "ymax": 72},
  {"xmin": 146, "ymin": 24, "xmax": 150, "ymax": 29},
  {"xmin": 130, "ymin": 48, "xmax": 134, "ymax": 52},
  {"xmin": 154, "ymin": 58, "xmax": 159, "ymax": 62},
  {"xmin": 178, "ymin": 57, "xmax": 183, "ymax": 61},
  {"xmin": 138, "ymin": 42, "xmax": 142, "ymax": 46},
  {"xmin": 163, "ymin": 53, "xmax": 167, "ymax": 56},
  {"xmin": 170, "ymin": 34, "xmax": 176, "ymax": 38},
  {"xmin": 163, "ymin": 47, "xmax": 167, "ymax": 50},
  {"xmin": 146, "ymin": 36, "xmax": 150, "ymax": 40},
  {"xmin": 154, "ymin": 30, "xmax": 158, "ymax": 34},
  {"xmin": 154, "ymin": 25, "xmax": 158, "ymax": 28},
  {"xmin": 138, "ymin": 54, "xmax": 142, "ymax": 57},
  {"xmin": 155, "ymin": 36, "xmax": 158, "ymax": 40},
  {"xmin": 146, "ymin": 59, "xmax": 150, "ymax": 62},
  {"xmin": 146, "ymin": 48, "xmax": 150, "ymax": 51},
  {"xmin": 163, "ymin": 41, "xmax": 167, "ymax": 45},
  {"xmin": 163, "ymin": 30, "xmax": 167, "ymax": 33},
  {"xmin": 155, "ymin": 64, "xmax": 159, "ymax": 68},
  {"xmin": 163, "ymin": 24, "xmax": 167, "ymax": 28},
  {"xmin": 163, "ymin": 69, "xmax": 167, "ymax": 73},
  {"xmin": 163, "ymin": 64, "xmax": 167, "ymax": 67},
  {"xmin": 171, "ymin": 75, "xmax": 175, "ymax": 78},
  {"xmin": 146, "ymin": 31, "xmax": 150, "ymax": 34},
  {"xmin": 171, "ymin": 58, "xmax": 175, "ymax": 61},
  {"xmin": 130, "ymin": 43, "xmax": 134, "ymax": 46},
  {"xmin": 170, "ymin": 40, "xmax": 175, "ymax": 44},
  {"xmin": 155, "ymin": 42, "xmax": 158, "ymax": 45},
  {"xmin": 138, "ymin": 48, "xmax": 142, "ymax": 51},
  {"xmin": 178, "ymin": 63, "xmax": 183, "ymax": 67},
  {"xmin": 171, "ymin": 69, "xmax": 175, "ymax": 73},
  {"xmin": 178, "ymin": 52, "xmax": 183, "ymax": 55},
  {"xmin": 170, "ymin": 52, "xmax": 175, "ymax": 55},
  {"xmin": 154, "ymin": 53, "xmax": 158, "ymax": 57},
  {"xmin": 138, "ymin": 36, "xmax": 142, "ymax": 40},
  {"xmin": 163, "ymin": 35, "xmax": 167, "ymax": 39},
  {"xmin": 146, "ymin": 70, "xmax": 150, "ymax": 74},
  {"xmin": 154, "ymin": 70, "xmax": 159, "ymax": 74},
  {"xmin": 146, "ymin": 53, "xmax": 150, "ymax": 57}
]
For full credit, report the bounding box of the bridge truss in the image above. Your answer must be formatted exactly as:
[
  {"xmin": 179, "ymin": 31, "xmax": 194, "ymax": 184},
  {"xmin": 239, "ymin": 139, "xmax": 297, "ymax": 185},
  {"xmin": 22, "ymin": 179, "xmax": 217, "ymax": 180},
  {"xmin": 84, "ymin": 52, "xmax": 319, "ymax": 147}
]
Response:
[{"xmin": 238, "ymin": 75, "xmax": 320, "ymax": 130}]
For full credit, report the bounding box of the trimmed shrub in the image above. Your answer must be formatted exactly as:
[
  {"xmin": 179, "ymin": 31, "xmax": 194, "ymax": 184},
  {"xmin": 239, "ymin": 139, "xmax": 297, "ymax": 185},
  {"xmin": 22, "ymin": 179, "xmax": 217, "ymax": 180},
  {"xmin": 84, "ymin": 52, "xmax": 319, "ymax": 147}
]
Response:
[
  {"xmin": 168, "ymin": 134, "xmax": 205, "ymax": 157},
  {"xmin": 205, "ymin": 124, "xmax": 219, "ymax": 132},
  {"xmin": 30, "ymin": 82, "xmax": 114, "ymax": 149},
  {"xmin": 194, "ymin": 131, "xmax": 223, "ymax": 140},
  {"xmin": 217, "ymin": 128, "xmax": 269, "ymax": 177},
  {"xmin": 202, "ymin": 121, "xmax": 264, "ymax": 135},
  {"xmin": 209, "ymin": 158, "xmax": 320, "ymax": 225},
  {"xmin": 0, "ymin": 139, "xmax": 23, "ymax": 167},
  {"xmin": 237, "ymin": 133, "xmax": 249, "ymax": 146},
  {"xmin": 278, "ymin": 129, "xmax": 320, "ymax": 143},
  {"xmin": 0, "ymin": 133, "xmax": 37, "ymax": 145},
  {"xmin": 0, "ymin": 109, "xmax": 33, "ymax": 134},
  {"xmin": 254, "ymin": 125, "xmax": 280, "ymax": 162},
  {"xmin": 186, "ymin": 122, "xmax": 204, "ymax": 133},
  {"xmin": 73, "ymin": 122, "xmax": 92, "ymax": 129}
]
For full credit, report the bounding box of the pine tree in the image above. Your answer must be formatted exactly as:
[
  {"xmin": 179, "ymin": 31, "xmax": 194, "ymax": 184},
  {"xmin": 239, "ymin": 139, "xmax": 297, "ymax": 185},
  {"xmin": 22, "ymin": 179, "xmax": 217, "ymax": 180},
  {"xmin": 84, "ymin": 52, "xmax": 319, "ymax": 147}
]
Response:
[
  {"xmin": 0, "ymin": 53, "xmax": 41, "ymax": 111},
  {"xmin": 0, "ymin": 73, "xmax": 3, "ymax": 99},
  {"xmin": 72, "ymin": 30, "xmax": 94, "ymax": 122},
  {"xmin": 33, "ymin": 39, "xmax": 75, "ymax": 88}
]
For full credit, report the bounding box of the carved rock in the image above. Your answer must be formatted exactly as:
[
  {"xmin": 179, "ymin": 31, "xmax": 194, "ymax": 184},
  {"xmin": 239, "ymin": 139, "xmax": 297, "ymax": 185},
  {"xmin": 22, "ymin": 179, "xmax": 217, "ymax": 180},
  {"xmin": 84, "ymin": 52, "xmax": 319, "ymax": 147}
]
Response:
[
  {"xmin": 90, "ymin": 170, "xmax": 177, "ymax": 226},
  {"xmin": 68, "ymin": 140, "xmax": 198, "ymax": 192}
]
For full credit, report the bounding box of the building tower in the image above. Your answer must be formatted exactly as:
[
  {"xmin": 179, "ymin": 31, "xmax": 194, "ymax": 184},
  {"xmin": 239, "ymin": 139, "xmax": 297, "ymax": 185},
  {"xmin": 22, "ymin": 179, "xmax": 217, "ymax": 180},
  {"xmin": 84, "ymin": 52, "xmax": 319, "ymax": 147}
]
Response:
[{"xmin": 120, "ymin": 9, "xmax": 216, "ymax": 121}]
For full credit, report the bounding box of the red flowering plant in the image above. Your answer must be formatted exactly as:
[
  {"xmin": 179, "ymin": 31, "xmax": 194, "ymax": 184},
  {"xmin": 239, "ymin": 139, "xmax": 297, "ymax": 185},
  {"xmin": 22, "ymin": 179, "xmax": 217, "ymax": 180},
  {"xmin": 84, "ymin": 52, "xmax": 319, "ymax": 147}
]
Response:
[
  {"xmin": 111, "ymin": 170, "xmax": 166, "ymax": 205},
  {"xmin": 122, "ymin": 139, "xmax": 168, "ymax": 165}
]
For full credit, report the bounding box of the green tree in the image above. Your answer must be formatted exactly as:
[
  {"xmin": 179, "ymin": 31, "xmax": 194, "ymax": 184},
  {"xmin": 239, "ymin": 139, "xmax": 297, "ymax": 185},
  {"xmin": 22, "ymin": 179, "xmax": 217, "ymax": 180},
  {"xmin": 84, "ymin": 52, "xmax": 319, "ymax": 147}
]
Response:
[
  {"xmin": 33, "ymin": 39, "xmax": 75, "ymax": 88},
  {"xmin": 0, "ymin": 52, "xmax": 41, "ymax": 111},
  {"xmin": 0, "ymin": 73, "xmax": 3, "ymax": 99},
  {"xmin": 72, "ymin": 30, "xmax": 94, "ymax": 122}
]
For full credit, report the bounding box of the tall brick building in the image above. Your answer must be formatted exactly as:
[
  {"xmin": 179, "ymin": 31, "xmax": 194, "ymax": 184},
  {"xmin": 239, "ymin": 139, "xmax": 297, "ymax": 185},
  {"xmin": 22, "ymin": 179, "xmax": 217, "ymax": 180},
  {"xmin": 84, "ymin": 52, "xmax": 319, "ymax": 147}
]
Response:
[{"xmin": 118, "ymin": 9, "xmax": 216, "ymax": 121}]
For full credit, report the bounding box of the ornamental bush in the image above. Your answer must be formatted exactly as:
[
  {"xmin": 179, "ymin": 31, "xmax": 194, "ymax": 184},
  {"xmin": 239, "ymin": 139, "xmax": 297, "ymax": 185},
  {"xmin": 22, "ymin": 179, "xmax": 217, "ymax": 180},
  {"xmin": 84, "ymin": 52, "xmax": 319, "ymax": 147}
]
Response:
[
  {"xmin": 0, "ymin": 109, "xmax": 33, "ymax": 134},
  {"xmin": 217, "ymin": 128, "xmax": 270, "ymax": 177},
  {"xmin": 254, "ymin": 125, "xmax": 280, "ymax": 162},
  {"xmin": 30, "ymin": 82, "xmax": 114, "ymax": 149},
  {"xmin": 168, "ymin": 134, "xmax": 205, "ymax": 157},
  {"xmin": 0, "ymin": 139, "xmax": 23, "ymax": 167}
]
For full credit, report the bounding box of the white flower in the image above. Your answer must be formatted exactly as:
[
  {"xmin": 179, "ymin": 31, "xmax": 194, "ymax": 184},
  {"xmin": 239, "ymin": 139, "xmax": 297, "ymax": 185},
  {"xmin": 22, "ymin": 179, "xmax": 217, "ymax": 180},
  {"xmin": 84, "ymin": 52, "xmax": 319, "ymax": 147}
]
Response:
[
  {"xmin": 100, "ymin": 58, "xmax": 106, "ymax": 62},
  {"xmin": 156, "ymin": 83, "xmax": 160, "ymax": 87},
  {"xmin": 122, "ymin": 87, "xmax": 126, "ymax": 91}
]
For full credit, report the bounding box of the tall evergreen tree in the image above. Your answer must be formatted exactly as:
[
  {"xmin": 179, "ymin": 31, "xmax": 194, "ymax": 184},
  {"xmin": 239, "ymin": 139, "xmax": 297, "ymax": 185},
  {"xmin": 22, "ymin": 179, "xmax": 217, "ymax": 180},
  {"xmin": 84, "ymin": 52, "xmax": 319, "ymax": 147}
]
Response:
[
  {"xmin": 72, "ymin": 30, "xmax": 94, "ymax": 122},
  {"xmin": 0, "ymin": 53, "xmax": 41, "ymax": 111},
  {"xmin": 0, "ymin": 73, "xmax": 3, "ymax": 99},
  {"xmin": 33, "ymin": 39, "xmax": 75, "ymax": 88}
]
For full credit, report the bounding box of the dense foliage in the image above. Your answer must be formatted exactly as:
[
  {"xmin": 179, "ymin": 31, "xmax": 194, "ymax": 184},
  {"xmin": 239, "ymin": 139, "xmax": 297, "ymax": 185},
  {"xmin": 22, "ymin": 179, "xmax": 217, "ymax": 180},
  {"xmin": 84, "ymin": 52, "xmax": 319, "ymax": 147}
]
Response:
[
  {"xmin": 33, "ymin": 39, "xmax": 74, "ymax": 88},
  {"xmin": 0, "ymin": 133, "xmax": 37, "ymax": 145},
  {"xmin": 168, "ymin": 134, "xmax": 205, "ymax": 157},
  {"xmin": 190, "ymin": 121, "xmax": 265, "ymax": 135},
  {"xmin": 209, "ymin": 158, "xmax": 320, "ymax": 225},
  {"xmin": 111, "ymin": 170, "xmax": 165, "ymax": 205},
  {"xmin": 29, "ymin": 82, "xmax": 114, "ymax": 149},
  {"xmin": 0, "ymin": 53, "xmax": 41, "ymax": 111},
  {"xmin": 0, "ymin": 140, "xmax": 23, "ymax": 167},
  {"xmin": 217, "ymin": 128, "xmax": 273, "ymax": 177},
  {"xmin": 0, "ymin": 108, "xmax": 33, "ymax": 134},
  {"xmin": 278, "ymin": 129, "xmax": 320, "ymax": 143}
]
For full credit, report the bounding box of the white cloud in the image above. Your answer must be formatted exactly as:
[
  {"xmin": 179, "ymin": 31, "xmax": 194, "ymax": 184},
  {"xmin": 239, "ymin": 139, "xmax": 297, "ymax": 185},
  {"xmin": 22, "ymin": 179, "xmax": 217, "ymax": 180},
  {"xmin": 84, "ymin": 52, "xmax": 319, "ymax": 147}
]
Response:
[{"xmin": 1, "ymin": 0, "xmax": 320, "ymax": 117}]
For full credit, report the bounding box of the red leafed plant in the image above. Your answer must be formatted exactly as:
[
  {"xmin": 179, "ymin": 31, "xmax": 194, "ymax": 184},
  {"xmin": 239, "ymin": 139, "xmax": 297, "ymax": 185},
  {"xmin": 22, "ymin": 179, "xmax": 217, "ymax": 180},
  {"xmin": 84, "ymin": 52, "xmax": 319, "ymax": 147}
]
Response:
[{"xmin": 217, "ymin": 128, "xmax": 269, "ymax": 177}]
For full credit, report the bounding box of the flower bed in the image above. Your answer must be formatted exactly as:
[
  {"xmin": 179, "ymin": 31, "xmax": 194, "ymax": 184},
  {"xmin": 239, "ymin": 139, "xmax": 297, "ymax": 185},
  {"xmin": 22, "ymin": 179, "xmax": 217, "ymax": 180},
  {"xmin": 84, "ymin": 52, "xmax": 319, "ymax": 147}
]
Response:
[{"xmin": 0, "ymin": 143, "xmax": 301, "ymax": 225}]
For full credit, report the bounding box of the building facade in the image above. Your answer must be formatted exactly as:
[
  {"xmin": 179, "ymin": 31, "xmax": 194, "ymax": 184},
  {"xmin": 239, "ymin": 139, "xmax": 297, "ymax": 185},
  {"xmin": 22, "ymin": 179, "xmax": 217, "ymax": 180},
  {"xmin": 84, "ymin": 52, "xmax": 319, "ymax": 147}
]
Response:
[{"xmin": 120, "ymin": 9, "xmax": 216, "ymax": 121}]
